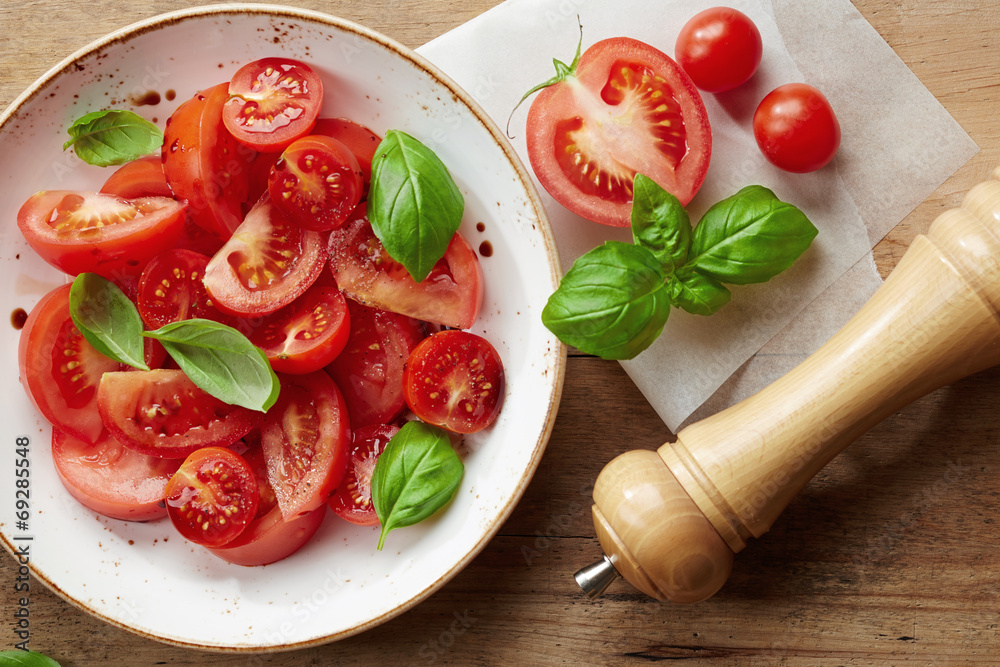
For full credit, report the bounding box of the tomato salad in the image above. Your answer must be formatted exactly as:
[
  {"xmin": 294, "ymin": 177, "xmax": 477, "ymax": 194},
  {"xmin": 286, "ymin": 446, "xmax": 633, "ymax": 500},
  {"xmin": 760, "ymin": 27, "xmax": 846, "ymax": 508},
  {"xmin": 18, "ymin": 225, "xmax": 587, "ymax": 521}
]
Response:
[{"xmin": 16, "ymin": 57, "xmax": 505, "ymax": 566}]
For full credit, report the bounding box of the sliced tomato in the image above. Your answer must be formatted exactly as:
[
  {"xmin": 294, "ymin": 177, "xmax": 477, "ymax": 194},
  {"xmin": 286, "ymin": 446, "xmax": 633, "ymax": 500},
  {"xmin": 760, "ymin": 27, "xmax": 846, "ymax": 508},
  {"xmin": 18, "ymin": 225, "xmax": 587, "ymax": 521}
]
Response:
[
  {"xmin": 247, "ymin": 274, "xmax": 350, "ymax": 374},
  {"xmin": 524, "ymin": 37, "xmax": 711, "ymax": 225},
  {"xmin": 163, "ymin": 83, "xmax": 255, "ymax": 239},
  {"xmin": 268, "ymin": 135, "xmax": 363, "ymax": 231},
  {"xmin": 326, "ymin": 300, "xmax": 426, "ymax": 429},
  {"xmin": 243, "ymin": 150, "xmax": 282, "ymax": 215},
  {"xmin": 100, "ymin": 155, "xmax": 173, "ymax": 199},
  {"xmin": 136, "ymin": 248, "xmax": 231, "ymax": 329},
  {"xmin": 52, "ymin": 428, "xmax": 181, "ymax": 522},
  {"xmin": 312, "ymin": 118, "xmax": 382, "ymax": 194},
  {"xmin": 97, "ymin": 369, "xmax": 260, "ymax": 458},
  {"xmin": 203, "ymin": 195, "xmax": 328, "ymax": 317},
  {"xmin": 17, "ymin": 191, "xmax": 187, "ymax": 279},
  {"xmin": 328, "ymin": 423, "xmax": 399, "ymax": 526},
  {"xmin": 261, "ymin": 371, "xmax": 351, "ymax": 520},
  {"xmin": 328, "ymin": 205, "xmax": 483, "ymax": 329},
  {"xmin": 403, "ymin": 330, "xmax": 505, "ymax": 434},
  {"xmin": 164, "ymin": 447, "xmax": 259, "ymax": 548},
  {"xmin": 223, "ymin": 57, "xmax": 323, "ymax": 152}
]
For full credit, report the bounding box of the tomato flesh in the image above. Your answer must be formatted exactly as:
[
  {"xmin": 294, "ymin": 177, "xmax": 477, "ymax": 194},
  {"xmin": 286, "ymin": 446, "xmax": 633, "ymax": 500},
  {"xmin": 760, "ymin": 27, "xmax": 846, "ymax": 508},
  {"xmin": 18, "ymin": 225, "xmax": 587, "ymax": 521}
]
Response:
[
  {"xmin": 269, "ymin": 135, "xmax": 363, "ymax": 231},
  {"xmin": 312, "ymin": 118, "xmax": 382, "ymax": 195},
  {"xmin": 100, "ymin": 155, "xmax": 174, "ymax": 199},
  {"xmin": 328, "ymin": 423, "xmax": 398, "ymax": 526},
  {"xmin": 137, "ymin": 249, "xmax": 231, "ymax": 329}
]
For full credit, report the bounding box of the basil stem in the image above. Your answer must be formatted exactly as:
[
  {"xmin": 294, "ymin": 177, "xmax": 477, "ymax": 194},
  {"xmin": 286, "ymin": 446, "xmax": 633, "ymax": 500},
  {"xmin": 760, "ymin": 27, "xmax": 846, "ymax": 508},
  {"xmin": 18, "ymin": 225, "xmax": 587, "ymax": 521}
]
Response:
[
  {"xmin": 63, "ymin": 109, "xmax": 164, "ymax": 167},
  {"xmin": 68, "ymin": 273, "xmax": 149, "ymax": 370}
]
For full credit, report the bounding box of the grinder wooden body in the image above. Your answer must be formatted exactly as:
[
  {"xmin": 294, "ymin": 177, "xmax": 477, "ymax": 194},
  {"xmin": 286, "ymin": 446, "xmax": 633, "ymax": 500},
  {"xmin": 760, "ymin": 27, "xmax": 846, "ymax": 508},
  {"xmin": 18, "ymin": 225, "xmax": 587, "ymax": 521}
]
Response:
[{"xmin": 589, "ymin": 168, "xmax": 1000, "ymax": 603}]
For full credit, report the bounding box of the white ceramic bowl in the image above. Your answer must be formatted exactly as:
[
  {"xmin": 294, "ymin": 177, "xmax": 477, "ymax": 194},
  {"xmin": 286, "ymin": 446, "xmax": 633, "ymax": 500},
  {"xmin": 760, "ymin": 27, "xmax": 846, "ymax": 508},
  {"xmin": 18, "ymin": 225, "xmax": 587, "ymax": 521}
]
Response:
[{"xmin": 0, "ymin": 4, "xmax": 564, "ymax": 651}]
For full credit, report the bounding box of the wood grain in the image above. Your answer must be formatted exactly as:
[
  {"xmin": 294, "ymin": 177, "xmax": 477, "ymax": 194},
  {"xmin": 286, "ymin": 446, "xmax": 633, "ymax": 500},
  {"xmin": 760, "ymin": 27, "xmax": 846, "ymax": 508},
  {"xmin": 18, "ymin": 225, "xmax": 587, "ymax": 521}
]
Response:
[{"xmin": 3, "ymin": 0, "xmax": 1000, "ymax": 664}]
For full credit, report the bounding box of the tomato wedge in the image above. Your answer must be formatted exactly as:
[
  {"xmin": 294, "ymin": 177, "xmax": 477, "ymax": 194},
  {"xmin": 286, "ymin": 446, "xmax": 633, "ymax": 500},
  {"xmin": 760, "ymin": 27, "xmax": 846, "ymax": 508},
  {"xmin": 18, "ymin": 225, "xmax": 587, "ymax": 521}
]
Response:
[
  {"xmin": 524, "ymin": 37, "xmax": 711, "ymax": 225},
  {"xmin": 100, "ymin": 155, "xmax": 173, "ymax": 199},
  {"xmin": 328, "ymin": 205, "xmax": 484, "ymax": 329},
  {"xmin": 165, "ymin": 447, "xmax": 259, "ymax": 548},
  {"xmin": 312, "ymin": 117, "xmax": 382, "ymax": 194},
  {"xmin": 261, "ymin": 371, "xmax": 351, "ymax": 520},
  {"xmin": 268, "ymin": 135, "xmax": 363, "ymax": 231},
  {"xmin": 17, "ymin": 191, "xmax": 187, "ymax": 279},
  {"xmin": 203, "ymin": 195, "xmax": 328, "ymax": 317},
  {"xmin": 52, "ymin": 428, "xmax": 181, "ymax": 522},
  {"xmin": 136, "ymin": 249, "xmax": 231, "ymax": 329},
  {"xmin": 97, "ymin": 369, "xmax": 261, "ymax": 458},
  {"xmin": 328, "ymin": 423, "xmax": 398, "ymax": 526}
]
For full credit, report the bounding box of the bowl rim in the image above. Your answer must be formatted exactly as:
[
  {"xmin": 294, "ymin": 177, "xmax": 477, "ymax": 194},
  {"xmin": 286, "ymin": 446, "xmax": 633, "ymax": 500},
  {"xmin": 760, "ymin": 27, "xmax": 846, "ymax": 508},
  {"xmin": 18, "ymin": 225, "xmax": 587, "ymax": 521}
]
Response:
[{"xmin": 0, "ymin": 2, "xmax": 567, "ymax": 652}]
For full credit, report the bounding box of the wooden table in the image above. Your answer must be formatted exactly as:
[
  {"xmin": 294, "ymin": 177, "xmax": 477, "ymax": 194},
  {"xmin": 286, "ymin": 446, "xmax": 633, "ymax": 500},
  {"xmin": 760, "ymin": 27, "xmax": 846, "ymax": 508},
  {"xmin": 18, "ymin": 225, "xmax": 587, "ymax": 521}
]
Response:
[{"xmin": 2, "ymin": 1, "xmax": 999, "ymax": 664}]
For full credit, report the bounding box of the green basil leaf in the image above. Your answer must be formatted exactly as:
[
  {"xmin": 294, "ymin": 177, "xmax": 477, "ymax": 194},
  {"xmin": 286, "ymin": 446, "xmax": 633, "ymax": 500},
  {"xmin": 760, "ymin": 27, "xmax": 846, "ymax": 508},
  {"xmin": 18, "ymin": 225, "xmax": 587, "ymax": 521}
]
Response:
[
  {"xmin": 68, "ymin": 273, "xmax": 149, "ymax": 370},
  {"xmin": 630, "ymin": 173, "xmax": 691, "ymax": 273},
  {"xmin": 368, "ymin": 130, "xmax": 465, "ymax": 282},
  {"xmin": 0, "ymin": 651, "xmax": 62, "ymax": 667},
  {"xmin": 542, "ymin": 241, "xmax": 670, "ymax": 360},
  {"xmin": 63, "ymin": 109, "xmax": 164, "ymax": 167},
  {"xmin": 668, "ymin": 268, "xmax": 732, "ymax": 316},
  {"xmin": 144, "ymin": 319, "xmax": 279, "ymax": 412},
  {"xmin": 688, "ymin": 185, "xmax": 818, "ymax": 285},
  {"xmin": 372, "ymin": 421, "xmax": 464, "ymax": 551}
]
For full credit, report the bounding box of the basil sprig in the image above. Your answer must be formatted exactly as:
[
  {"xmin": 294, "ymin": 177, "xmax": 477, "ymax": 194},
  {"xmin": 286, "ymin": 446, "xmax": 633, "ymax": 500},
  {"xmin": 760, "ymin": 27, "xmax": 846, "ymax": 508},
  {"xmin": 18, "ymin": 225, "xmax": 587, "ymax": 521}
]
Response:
[
  {"xmin": 63, "ymin": 109, "xmax": 163, "ymax": 167},
  {"xmin": 542, "ymin": 176, "xmax": 818, "ymax": 360},
  {"xmin": 371, "ymin": 421, "xmax": 464, "ymax": 551},
  {"xmin": 69, "ymin": 274, "xmax": 149, "ymax": 371},
  {"xmin": 368, "ymin": 130, "xmax": 465, "ymax": 282},
  {"xmin": 0, "ymin": 651, "xmax": 62, "ymax": 666}
]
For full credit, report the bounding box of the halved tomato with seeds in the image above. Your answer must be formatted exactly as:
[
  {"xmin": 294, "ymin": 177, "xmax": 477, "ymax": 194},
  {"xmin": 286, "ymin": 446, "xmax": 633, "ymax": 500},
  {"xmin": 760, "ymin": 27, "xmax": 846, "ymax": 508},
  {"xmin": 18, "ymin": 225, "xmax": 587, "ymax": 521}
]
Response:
[
  {"xmin": 312, "ymin": 117, "xmax": 382, "ymax": 194},
  {"xmin": 268, "ymin": 134, "xmax": 363, "ymax": 231},
  {"xmin": 328, "ymin": 423, "xmax": 399, "ymax": 526},
  {"xmin": 136, "ymin": 249, "xmax": 231, "ymax": 329}
]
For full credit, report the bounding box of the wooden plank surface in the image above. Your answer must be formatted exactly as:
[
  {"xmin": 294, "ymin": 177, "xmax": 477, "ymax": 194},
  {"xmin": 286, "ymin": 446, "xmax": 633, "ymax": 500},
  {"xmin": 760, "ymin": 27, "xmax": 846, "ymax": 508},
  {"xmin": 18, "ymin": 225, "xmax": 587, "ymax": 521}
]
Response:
[{"xmin": 3, "ymin": 0, "xmax": 1000, "ymax": 664}]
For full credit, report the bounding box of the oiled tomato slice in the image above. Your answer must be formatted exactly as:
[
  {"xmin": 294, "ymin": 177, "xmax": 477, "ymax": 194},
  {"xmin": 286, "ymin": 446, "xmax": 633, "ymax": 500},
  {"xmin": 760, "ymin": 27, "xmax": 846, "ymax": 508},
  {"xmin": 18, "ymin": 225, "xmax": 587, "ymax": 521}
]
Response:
[
  {"xmin": 268, "ymin": 135, "xmax": 363, "ymax": 231},
  {"xmin": 261, "ymin": 371, "xmax": 351, "ymax": 520},
  {"xmin": 97, "ymin": 369, "xmax": 260, "ymax": 458},
  {"xmin": 136, "ymin": 249, "xmax": 231, "ymax": 329},
  {"xmin": 100, "ymin": 155, "xmax": 173, "ymax": 199},
  {"xmin": 203, "ymin": 195, "xmax": 328, "ymax": 317},
  {"xmin": 328, "ymin": 423, "xmax": 399, "ymax": 526},
  {"xmin": 403, "ymin": 330, "xmax": 505, "ymax": 434},
  {"xmin": 52, "ymin": 428, "xmax": 181, "ymax": 522},
  {"xmin": 165, "ymin": 447, "xmax": 259, "ymax": 548}
]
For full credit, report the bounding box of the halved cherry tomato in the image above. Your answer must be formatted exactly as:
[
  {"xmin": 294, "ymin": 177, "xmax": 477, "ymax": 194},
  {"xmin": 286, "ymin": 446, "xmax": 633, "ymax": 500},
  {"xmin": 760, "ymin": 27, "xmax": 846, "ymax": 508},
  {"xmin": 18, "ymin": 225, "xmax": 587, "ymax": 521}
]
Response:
[
  {"xmin": 328, "ymin": 205, "xmax": 484, "ymax": 329},
  {"xmin": 312, "ymin": 117, "xmax": 382, "ymax": 193},
  {"xmin": 328, "ymin": 423, "xmax": 399, "ymax": 526},
  {"xmin": 403, "ymin": 330, "xmax": 505, "ymax": 434},
  {"xmin": 675, "ymin": 8, "xmax": 763, "ymax": 93},
  {"xmin": 203, "ymin": 195, "xmax": 329, "ymax": 317},
  {"xmin": 753, "ymin": 83, "xmax": 841, "ymax": 173},
  {"xmin": 326, "ymin": 300, "xmax": 426, "ymax": 429},
  {"xmin": 136, "ymin": 249, "xmax": 231, "ymax": 329},
  {"xmin": 247, "ymin": 274, "xmax": 351, "ymax": 374},
  {"xmin": 52, "ymin": 428, "xmax": 181, "ymax": 522},
  {"xmin": 261, "ymin": 371, "xmax": 351, "ymax": 520},
  {"xmin": 268, "ymin": 135, "xmax": 363, "ymax": 231},
  {"xmin": 244, "ymin": 150, "xmax": 282, "ymax": 215},
  {"xmin": 524, "ymin": 37, "xmax": 712, "ymax": 225},
  {"xmin": 17, "ymin": 191, "xmax": 187, "ymax": 280},
  {"xmin": 100, "ymin": 155, "xmax": 173, "ymax": 199},
  {"xmin": 223, "ymin": 58, "xmax": 323, "ymax": 152},
  {"xmin": 97, "ymin": 369, "xmax": 261, "ymax": 458},
  {"xmin": 164, "ymin": 447, "xmax": 259, "ymax": 548},
  {"xmin": 163, "ymin": 83, "xmax": 255, "ymax": 239}
]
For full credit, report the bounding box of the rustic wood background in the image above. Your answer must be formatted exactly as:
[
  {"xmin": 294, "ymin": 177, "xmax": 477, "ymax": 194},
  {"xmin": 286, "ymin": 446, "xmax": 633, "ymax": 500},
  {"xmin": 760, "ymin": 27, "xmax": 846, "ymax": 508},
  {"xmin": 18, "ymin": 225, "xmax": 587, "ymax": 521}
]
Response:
[{"xmin": 2, "ymin": 0, "xmax": 999, "ymax": 664}]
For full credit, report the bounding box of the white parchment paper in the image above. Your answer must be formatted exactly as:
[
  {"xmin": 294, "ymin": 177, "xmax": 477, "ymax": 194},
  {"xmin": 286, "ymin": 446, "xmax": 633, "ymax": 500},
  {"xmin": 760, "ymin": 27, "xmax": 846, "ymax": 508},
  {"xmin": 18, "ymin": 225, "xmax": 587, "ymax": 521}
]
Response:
[{"xmin": 417, "ymin": 0, "xmax": 978, "ymax": 431}]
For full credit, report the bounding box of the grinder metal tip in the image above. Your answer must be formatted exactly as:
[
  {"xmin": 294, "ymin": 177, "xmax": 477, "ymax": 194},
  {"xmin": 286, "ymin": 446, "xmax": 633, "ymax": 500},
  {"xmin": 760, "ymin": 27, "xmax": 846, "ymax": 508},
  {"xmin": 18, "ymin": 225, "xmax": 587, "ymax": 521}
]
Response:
[{"xmin": 574, "ymin": 554, "xmax": 620, "ymax": 599}]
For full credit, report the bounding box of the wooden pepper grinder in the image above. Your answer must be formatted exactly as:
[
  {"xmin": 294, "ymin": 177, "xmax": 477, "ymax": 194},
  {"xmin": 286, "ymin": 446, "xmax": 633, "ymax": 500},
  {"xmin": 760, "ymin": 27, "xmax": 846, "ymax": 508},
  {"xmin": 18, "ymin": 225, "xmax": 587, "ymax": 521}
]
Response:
[{"xmin": 575, "ymin": 167, "xmax": 1000, "ymax": 603}]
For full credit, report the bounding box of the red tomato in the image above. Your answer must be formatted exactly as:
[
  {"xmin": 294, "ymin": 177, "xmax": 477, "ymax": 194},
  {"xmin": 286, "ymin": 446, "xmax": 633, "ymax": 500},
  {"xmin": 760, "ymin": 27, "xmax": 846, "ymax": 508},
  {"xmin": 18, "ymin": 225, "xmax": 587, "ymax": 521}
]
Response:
[
  {"xmin": 261, "ymin": 371, "xmax": 351, "ymax": 520},
  {"xmin": 243, "ymin": 150, "xmax": 282, "ymax": 215},
  {"xmin": 162, "ymin": 83, "xmax": 255, "ymax": 239},
  {"xmin": 17, "ymin": 191, "xmax": 186, "ymax": 280},
  {"xmin": 100, "ymin": 155, "xmax": 173, "ymax": 199},
  {"xmin": 328, "ymin": 423, "xmax": 398, "ymax": 526},
  {"xmin": 312, "ymin": 117, "xmax": 382, "ymax": 193},
  {"xmin": 136, "ymin": 249, "xmax": 231, "ymax": 330},
  {"xmin": 223, "ymin": 58, "xmax": 323, "ymax": 152},
  {"xmin": 675, "ymin": 7, "xmax": 763, "ymax": 93},
  {"xmin": 524, "ymin": 37, "xmax": 711, "ymax": 225},
  {"xmin": 164, "ymin": 447, "xmax": 259, "ymax": 548},
  {"xmin": 97, "ymin": 369, "xmax": 261, "ymax": 458},
  {"xmin": 203, "ymin": 196, "xmax": 329, "ymax": 317},
  {"xmin": 403, "ymin": 330, "xmax": 505, "ymax": 434},
  {"xmin": 753, "ymin": 83, "xmax": 841, "ymax": 173},
  {"xmin": 328, "ymin": 205, "xmax": 484, "ymax": 329},
  {"xmin": 52, "ymin": 428, "xmax": 181, "ymax": 522},
  {"xmin": 19, "ymin": 284, "xmax": 125, "ymax": 444},
  {"xmin": 268, "ymin": 135, "xmax": 363, "ymax": 231},
  {"xmin": 326, "ymin": 300, "xmax": 426, "ymax": 429},
  {"xmin": 246, "ymin": 274, "xmax": 351, "ymax": 374}
]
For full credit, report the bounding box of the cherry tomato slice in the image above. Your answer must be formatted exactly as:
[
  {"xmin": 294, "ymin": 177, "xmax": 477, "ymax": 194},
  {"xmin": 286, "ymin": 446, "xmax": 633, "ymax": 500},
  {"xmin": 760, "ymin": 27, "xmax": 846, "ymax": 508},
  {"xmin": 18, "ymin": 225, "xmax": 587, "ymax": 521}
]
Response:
[
  {"xmin": 165, "ymin": 447, "xmax": 259, "ymax": 548},
  {"xmin": 268, "ymin": 135, "xmax": 363, "ymax": 231},
  {"xmin": 261, "ymin": 371, "xmax": 351, "ymax": 520},
  {"xmin": 223, "ymin": 58, "xmax": 323, "ymax": 152},
  {"xmin": 675, "ymin": 8, "xmax": 763, "ymax": 93},
  {"xmin": 52, "ymin": 428, "xmax": 181, "ymax": 522},
  {"xmin": 753, "ymin": 83, "xmax": 841, "ymax": 173},
  {"xmin": 312, "ymin": 117, "xmax": 382, "ymax": 194},
  {"xmin": 136, "ymin": 249, "xmax": 232, "ymax": 330},
  {"xmin": 97, "ymin": 369, "xmax": 261, "ymax": 458},
  {"xmin": 403, "ymin": 330, "xmax": 505, "ymax": 434},
  {"xmin": 100, "ymin": 155, "xmax": 173, "ymax": 199},
  {"xmin": 328, "ymin": 423, "xmax": 399, "ymax": 526}
]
